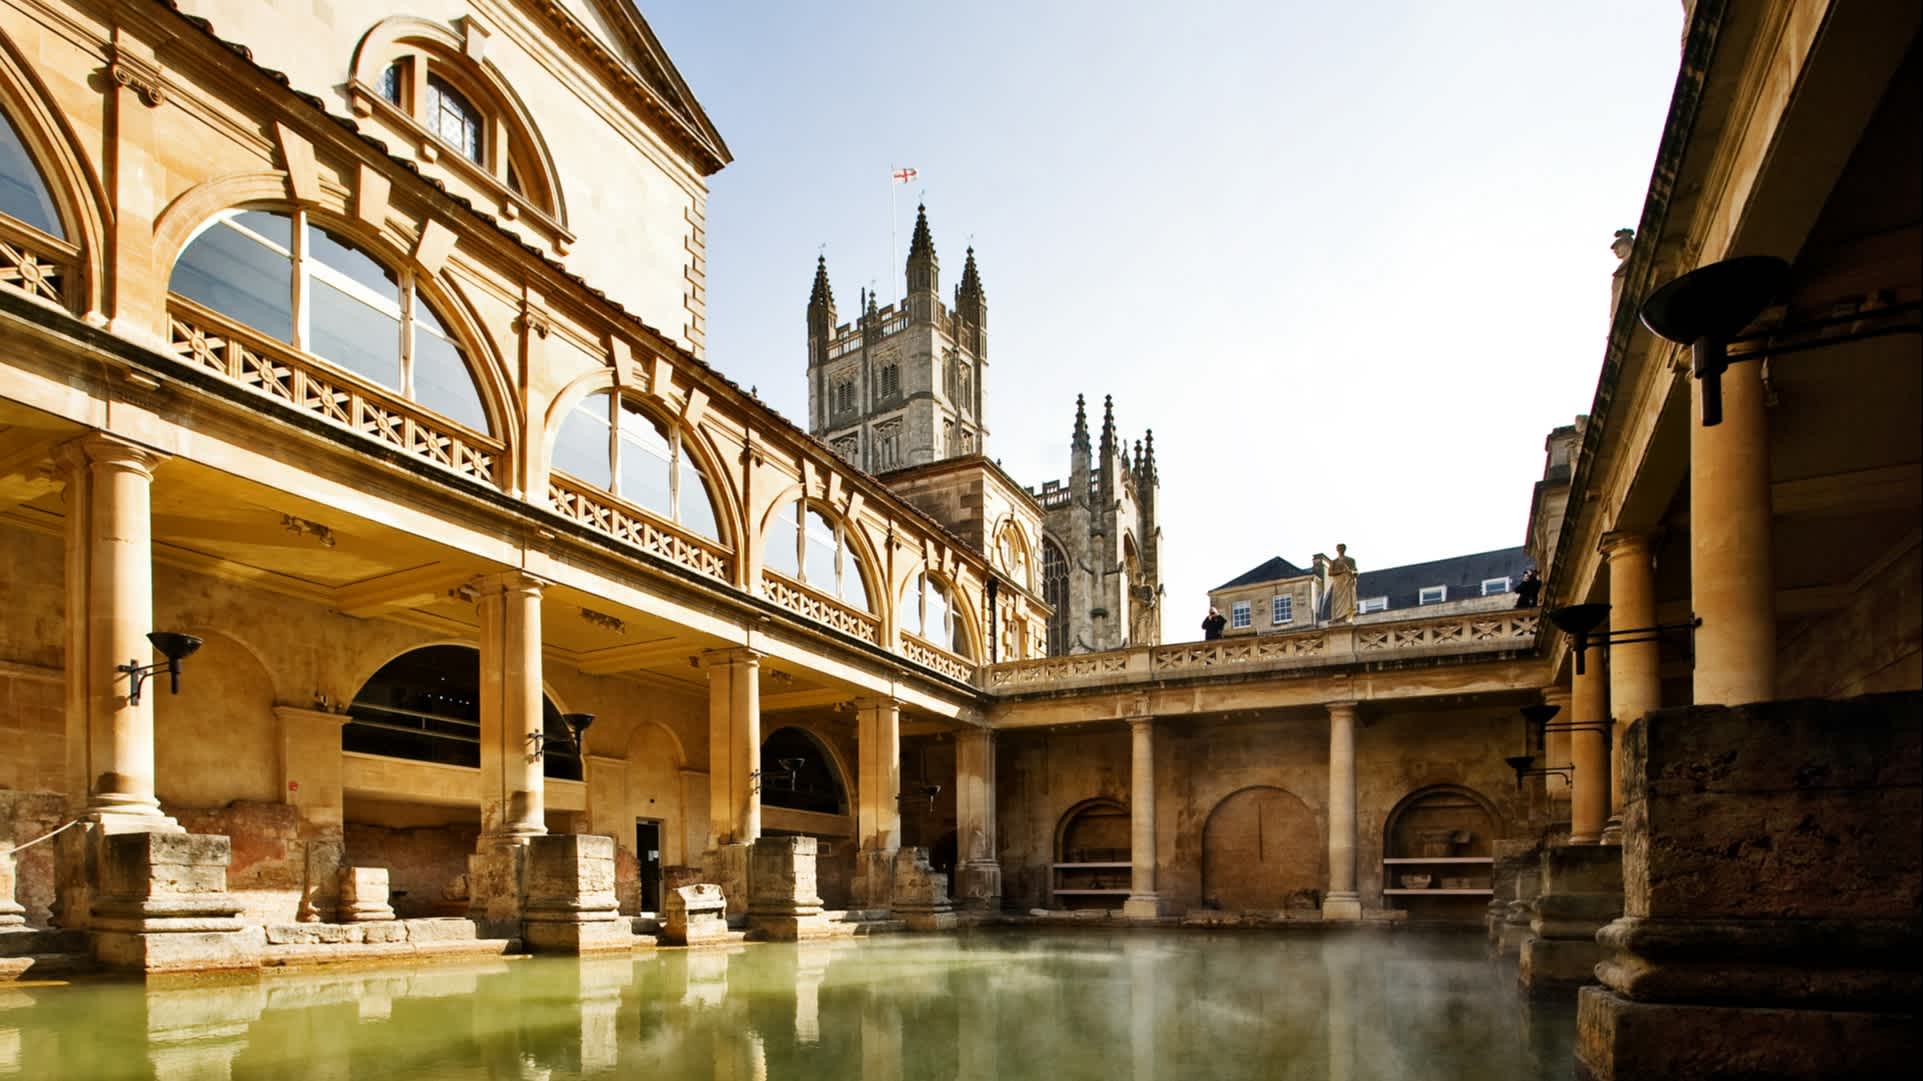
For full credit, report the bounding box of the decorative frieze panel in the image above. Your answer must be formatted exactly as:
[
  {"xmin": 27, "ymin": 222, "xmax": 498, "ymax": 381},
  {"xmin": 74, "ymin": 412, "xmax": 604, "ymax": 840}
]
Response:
[
  {"xmin": 759, "ymin": 570, "xmax": 880, "ymax": 645},
  {"xmin": 167, "ymin": 303, "xmax": 500, "ymax": 487},
  {"xmin": 1152, "ymin": 633, "xmax": 1327, "ymax": 674},
  {"xmin": 983, "ymin": 651, "xmax": 1129, "ymax": 689},
  {"xmin": 902, "ymin": 633, "xmax": 975, "ymax": 682},
  {"xmin": 549, "ymin": 474, "xmax": 731, "ymax": 581},
  {"xmin": 1357, "ymin": 612, "xmax": 1539, "ymax": 653}
]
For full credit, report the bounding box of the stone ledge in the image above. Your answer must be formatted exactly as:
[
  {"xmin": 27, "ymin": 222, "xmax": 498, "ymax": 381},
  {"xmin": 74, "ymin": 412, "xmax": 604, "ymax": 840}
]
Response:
[{"xmin": 1575, "ymin": 985, "xmax": 1917, "ymax": 1081}]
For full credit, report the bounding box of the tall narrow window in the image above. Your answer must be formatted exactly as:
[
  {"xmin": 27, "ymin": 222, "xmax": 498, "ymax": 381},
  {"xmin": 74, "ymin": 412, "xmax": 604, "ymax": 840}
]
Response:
[
  {"xmin": 0, "ymin": 106, "xmax": 63, "ymax": 238},
  {"xmin": 169, "ymin": 208, "xmax": 488, "ymax": 432},
  {"xmin": 1042, "ymin": 538, "xmax": 1069, "ymax": 656},
  {"xmin": 552, "ymin": 392, "xmax": 721, "ymax": 540},
  {"xmin": 379, "ymin": 62, "xmax": 404, "ymax": 107},
  {"xmin": 426, "ymin": 76, "xmax": 484, "ymax": 164}
]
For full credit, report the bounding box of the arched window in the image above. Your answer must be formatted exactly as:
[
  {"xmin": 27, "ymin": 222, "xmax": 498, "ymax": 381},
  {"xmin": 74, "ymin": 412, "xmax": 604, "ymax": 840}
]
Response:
[
  {"xmin": 762, "ymin": 498, "xmax": 871, "ymax": 611},
  {"xmin": 168, "ymin": 208, "xmax": 489, "ymax": 433},
  {"xmin": 1042, "ymin": 537, "xmax": 1070, "ymax": 656},
  {"xmin": 553, "ymin": 391, "xmax": 720, "ymax": 539},
  {"xmin": 995, "ymin": 521, "xmax": 1031, "ymax": 590},
  {"xmin": 901, "ymin": 571, "xmax": 969, "ymax": 657},
  {"xmin": 0, "ymin": 106, "xmax": 62, "ymax": 238},
  {"xmin": 425, "ymin": 76, "xmax": 483, "ymax": 165},
  {"xmin": 759, "ymin": 727, "xmax": 848, "ymax": 816},
  {"xmin": 345, "ymin": 644, "xmax": 580, "ymax": 781}
]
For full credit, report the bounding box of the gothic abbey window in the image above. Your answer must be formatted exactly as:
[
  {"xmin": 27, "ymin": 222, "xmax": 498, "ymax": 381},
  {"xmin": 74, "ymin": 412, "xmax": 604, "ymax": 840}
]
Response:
[
  {"xmin": 831, "ymin": 377, "xmax": 856, "ymax": 415},
  {"xmin": 763, "ymin": 499, "xmax": 872, "ymax": 611},
  {"xmin": 900, "ymin": 572, "xmax": 969, "ymax": 657},
  {"xmin": 1042, "ymin": 538, "xmax": 1069, "ymax": 656},
  {"xmin": 552, "ymin": 391, "xmax": 720, "ymax": 539},
  {"xmin": 945, "ymin": 354, "xmax": 972, "ymax": 414},
  {"xmin": 169, "ymin": 208, "xmax": 490, "ymax": 434},
  {"xmin": 873, "ymin": 419, "xmax": 901, "ymax": 471},
  {"xmin": 876, "ymin": 360, "xmax": 899, "ymax": 400},
  {"xmin": 830, "ymin": 435, "xmax": 859, "ymax": 465}
]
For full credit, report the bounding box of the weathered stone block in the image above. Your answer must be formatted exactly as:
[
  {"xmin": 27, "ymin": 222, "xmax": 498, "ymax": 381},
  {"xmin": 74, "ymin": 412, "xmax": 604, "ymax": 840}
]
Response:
[
  {"xmin": 662, "ymin": 883, "xmax": 729, "ymax": 946},
  {"xmin": 748, "ymin": 836, "xmax": 832, "ymax": 941},
  {"xmin": 891, "ymin": 848, "xmax": 956, "ymax": 930},
  {"xmin": 402, "ymin": 918, "xmax": 478, "ymax": 943},
  {"xmin": 297, "ymin": 838, "xmax": 343, "ymax": 923},
  {"xmin": 1576, "ymin": 986, "xmax": 1915, "ymax": 1081},
  {"xmin": 702, "ymin": 844, "xmax": 752, "ymax": 924},
  {"xmin": 338, "ymin": 867, "xmax": 396, "ymax": 923},
  {"xmin": 466, "ymin": 842, "xmax": 527, "ymax": 930},
  {"xmin": 523, "ymin": 834, "xmax": 629, "ymax": 954},
  {"xmin": 0, "ymin": 843, "xmax": 24, "ymax": 929}
]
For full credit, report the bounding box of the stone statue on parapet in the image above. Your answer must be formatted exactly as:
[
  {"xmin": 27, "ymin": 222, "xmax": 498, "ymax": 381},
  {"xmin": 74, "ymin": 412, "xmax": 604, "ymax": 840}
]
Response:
[{"xmin": 1320, "ymin": 543, "xmax": 1358, "ymax": 623}]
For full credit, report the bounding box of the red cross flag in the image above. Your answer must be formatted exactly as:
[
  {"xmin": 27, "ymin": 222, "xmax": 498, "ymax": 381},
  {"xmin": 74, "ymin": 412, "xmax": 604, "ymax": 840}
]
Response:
[{"xmin": 892, "ymin": 167, "xmax": 918, "ymax": 184}]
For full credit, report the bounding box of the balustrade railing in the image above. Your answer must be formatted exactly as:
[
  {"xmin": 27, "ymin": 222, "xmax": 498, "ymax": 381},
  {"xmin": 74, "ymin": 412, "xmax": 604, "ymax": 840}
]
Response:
[
  {"xmin": 1355, "ymin": 610, "xmax": 1539, "ymax": 653},
  {"xmin": 902, "ymin": 633, "xmax": 976, "ymax": 682},
  {"xmin": 166, "ymin": 299, "xmax": 502, "ymax": 488},
  {"xmin": 759, "ymin": 569, "xmax": 881, "ymax": 645},
  {"xmin": 549, "ymin": 474, "xmax": 732, "ymax": 582}
]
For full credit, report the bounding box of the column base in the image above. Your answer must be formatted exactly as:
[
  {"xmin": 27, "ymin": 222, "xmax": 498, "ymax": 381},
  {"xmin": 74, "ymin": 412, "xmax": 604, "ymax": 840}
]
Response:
[
  {"xmin": 954, "ymin": 860, "xmax": 1002, "ymax": 911},
  {"xmin": 1520, "ymin": 933, "xmax": 1605, "ymax": 992},
  {"xmin": 466, "ymin": 839, "xmax": 530, "ymax": 934},
  {"xmin": 1122, "ymin": 894, "xmax": 1166, "ymax": 921},
  {"xmin": 1600, "ymin": 817, "xmax": 1624, "ymax": 846},
  {"xmin": 1320, "ymin": 892, "xmax": 1362, "ymax": 922},
  {"xmin": 851, "ymin": 848, "xmax": 898, "ymax": 911},
  {"xmin": 1575, "ymin": 985, "xmax": 1916, "ymax": 1081}
]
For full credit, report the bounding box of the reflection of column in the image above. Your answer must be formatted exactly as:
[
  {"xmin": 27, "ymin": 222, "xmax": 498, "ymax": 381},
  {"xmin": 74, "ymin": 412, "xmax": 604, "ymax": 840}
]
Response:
[
  {"xmin": 477, "ymin": 572, "xmax": 548, "ymax": 840},
  {"xmin": 860, "ymin": 998, "xmax": 901, "ymax": 1081},
  {"xmin": 59, "ymin": 435, "xmax": 178, "ymax": 828},
  {"xmin": 1128, "ymin": 940, "xmax": 1157, "ymax": 1081},
  {"xmin": 1322, "ymin": 702, "xmax": 1362, "ymax": 921},
  {"xmin": 792, "ymin": 941, "xmax": 834, "ymax": 1045},
  {"xmin": 704, "ymin": 650, "xmax": 762, "ymax": 845},
  {"xmin": 954, "ymin": 726, "xmax": 1000, "ymax": 908},
  {"xmin": 1121, "ymin": 717, "xmax": 1162, "ymax": 919},
  {"xmin": 1569, "ymin": 655, "xmax": 1609, "ymax": 845},
  {"xmin": 1541, "ymin": 687, "xmax": 1572, "ymax": 824},
  {"xmin": 855, "ymin": 697, "xmax": 901, "ymax": 853},
  {"xmin": 1600, "ymin": 532, "xmax": 1659, "ymax": 844},
  {"xmin": 572, "ymin": 957, "xmax": 635, "ymax": 1075},
  {"xmin": 1323, "ymin": 938, "xmax": 1356, "ymax": 1081},
  {"xmin": 1691, "ymin": 362, "xmax": 1775, "ymax": 705}
]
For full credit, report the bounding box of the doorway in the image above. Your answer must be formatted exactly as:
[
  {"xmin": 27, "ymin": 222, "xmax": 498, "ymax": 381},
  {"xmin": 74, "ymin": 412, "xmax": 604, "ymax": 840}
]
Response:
[{"xmin": 635, "ymin": 820, "xmax": 663, "ymax": 912}]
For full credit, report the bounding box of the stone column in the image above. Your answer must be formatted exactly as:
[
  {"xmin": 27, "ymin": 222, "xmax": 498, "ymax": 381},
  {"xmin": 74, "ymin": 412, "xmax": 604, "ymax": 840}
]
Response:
[
  {"xmin": 1541, "ymin": 686, "xmax": 1573, "ymax": 826},
  {"xmin": 701, "ymin": 649, "xmax": 761, "ymax": 920},
  {"xmin": 953, "ymin": 726, "xmax": 1001, "ymax": 909},
  {"xmin": 704, "ymin": 650, "xmax": 762, "ymax": 846},
  {"xmin": 468, "ymin": 572, "xmax": 547, "ymax": 926},
  {"xmin": 1321, "ymin": 702, "xmax": 1362, "ymax": 921},
  {"xmin": 853, "ymin": 696, "xmax": 900, "ymax": 908},
  {"xmin": 1691, "ymin": 362, "xmax": 1775, "ymax": 705},
  {"xmin": 59, "ymin": 435, "xmax": 178, "ymax": 831},
  {"xmin": 1122, "ymin": 716, "xmax": 1163, "ymax": 920},
  {"xmin": 1570, "ymin": 653, "xmax": 1609, "ymax": 845},
  {"xmin": 1601, "ymin": 532, "xmax": 1660, "ymax": 844}
]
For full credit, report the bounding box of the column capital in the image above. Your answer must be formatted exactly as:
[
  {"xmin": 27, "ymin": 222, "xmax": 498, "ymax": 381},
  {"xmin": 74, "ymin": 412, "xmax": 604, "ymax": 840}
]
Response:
[
  {"xmin": 1125, "ymin": 714, "xmax": 1154, "ymax": 731},
  {"xmin": 1541, "ymin": 686, "xmax": 1572, "ymax": 709},
  {"xmin": 56, "ymin": 432, "xmax": 168, "ymax": 479},
  {"xmin": 1599, "ymin": 531, "xmax": 1652, "ymax": 562},
  {"xmin": 471, "ymin": 570, "xmax": 548, "ymax": 597},
  {"xmin": 852, "ymin": 694, "xmax": 900, "ymax": 712},
  {"xmin": 700, "ymin": 647, "xmax": 763, "ymax": 671},
  {"xmin": 1326, "ymin": 700, "xmax": 1359, "ymax": 721}
]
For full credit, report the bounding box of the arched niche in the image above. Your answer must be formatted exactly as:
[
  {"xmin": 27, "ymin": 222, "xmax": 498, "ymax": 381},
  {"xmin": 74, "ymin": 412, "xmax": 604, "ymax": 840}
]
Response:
[
  {"xmin": 345, "ymin": 644, "xmax": 580, "ymax": 781},
  {"xmin": 1054, "ymin": 797, "xmax": 1128, "ymax": 864},
  {"xmin": 758, "ymin": 725, "xmax": 849, "ymax": 817},
  {"xmin": 1382, "ymin": 784, "xmax": 1501, "ymax": 861},
  {"xmin": 1199, "ymin": 785, "xmax": 1324, "ymax": 912}
]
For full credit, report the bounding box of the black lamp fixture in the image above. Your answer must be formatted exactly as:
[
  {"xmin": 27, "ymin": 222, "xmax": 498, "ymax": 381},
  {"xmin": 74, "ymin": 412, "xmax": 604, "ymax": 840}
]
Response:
[
  {"xmin": 751, "ymin": 756, "xmax": 805, "ymax": 795},
  {"xmin": 528, "ymin": 713, "xmax": 595, "ymax": 761},
  {"xmin": 1639, "ymin": 255, "xmax": 1790, "ymax": 426},
  {"xmin": 1505, "ymin": 704, "xmax": 1573, "ymax": 790},
  {"xmin": 117, "ymin": 632, "xmax": 203, "ymax": 706},
  {"xmin": 1547, "ymin": 602, "xmax": 1702, "ymax": 675},
  {"xmin": 896, "ymin": 782, "xmax": 942, "ymax": 813}
]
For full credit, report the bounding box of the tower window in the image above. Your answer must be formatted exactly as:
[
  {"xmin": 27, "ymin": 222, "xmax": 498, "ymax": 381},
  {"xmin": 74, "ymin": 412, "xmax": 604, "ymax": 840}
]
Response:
[
  {"xmin": 833, "ymin": 379, "xmax": 855, "ymax": 414},
  {"xmin": 877, "ymin": 363, "xmax": 899, "ymax": 399},
  {"xmin": 1042, "ymin": 538, "xmax": 1069, "ymax": 656}
]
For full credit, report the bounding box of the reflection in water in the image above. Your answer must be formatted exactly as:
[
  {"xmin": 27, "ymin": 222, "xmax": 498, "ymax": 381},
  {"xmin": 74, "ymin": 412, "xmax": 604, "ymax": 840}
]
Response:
[{"xmin": 0, "ymin": 931, "xmax": 1574, "ymax": 1081}]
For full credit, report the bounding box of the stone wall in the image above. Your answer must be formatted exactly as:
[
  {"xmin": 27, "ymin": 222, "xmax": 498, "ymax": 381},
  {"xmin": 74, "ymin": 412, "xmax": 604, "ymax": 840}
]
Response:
[
  {"xmin": 173, "ymin": 800, "xmax": 306, "ymax": 924},
  {"xmin": 344, "ymin": 822, "xmax": 482, "ymax": 918},
  {"xmin": 1778, "ymin": 540, "xmax": 1921, "ymax": 699}
]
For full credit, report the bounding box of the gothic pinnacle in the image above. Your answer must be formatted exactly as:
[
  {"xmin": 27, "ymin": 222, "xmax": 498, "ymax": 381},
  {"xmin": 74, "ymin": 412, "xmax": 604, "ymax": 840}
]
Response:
[
  {"xmin": 909, "ymin": 202, "xmax": 935, "ymax": 261},
  {"xmin": 808, "ymin": 254, "xmax": 834, "ymax": 310},
  {"xmin": 1072, "ymin": 394, "xmax": 1090, "ymax": 450},
  {"xmin": 958, "ymin": 245, "xmax": 982, "ymax": 298},
  {"xmin": 1099, "ymin": 394, "xmax": 1117, "ymax": 454}
]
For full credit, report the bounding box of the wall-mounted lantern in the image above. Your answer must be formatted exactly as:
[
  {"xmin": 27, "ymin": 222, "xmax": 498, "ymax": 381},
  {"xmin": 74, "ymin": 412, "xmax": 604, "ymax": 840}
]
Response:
[
  {"xmin": 1639, "ymin": 255, "xmax": 1790, "ymax": 426},
  {"xmin": 117, "ymin": 632, "xmax": 203, "ymax": 706},
  {"xmin": 1547, "ymin": 603, "xmax": 1701, "ymax": 676}
]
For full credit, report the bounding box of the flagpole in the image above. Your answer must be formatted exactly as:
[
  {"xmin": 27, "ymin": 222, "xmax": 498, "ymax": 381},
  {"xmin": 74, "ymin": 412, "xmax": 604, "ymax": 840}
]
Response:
[{"xmin": 889, "ymin": 165, "xmax": 898, "ymax": 306}]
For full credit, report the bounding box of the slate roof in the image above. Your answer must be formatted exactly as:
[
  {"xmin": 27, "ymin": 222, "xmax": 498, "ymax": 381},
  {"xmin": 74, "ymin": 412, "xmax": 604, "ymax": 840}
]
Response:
[
  {"xmin": 1213, "ymin": 556, "xmax": 1312, "ymax": 591},
  {"xmin": 1353, "ymin": 546, "xmax": 1533, "ymax": 611}
]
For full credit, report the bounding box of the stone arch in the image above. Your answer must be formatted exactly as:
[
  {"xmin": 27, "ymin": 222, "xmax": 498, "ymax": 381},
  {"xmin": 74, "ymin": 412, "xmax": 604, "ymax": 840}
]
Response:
[
  {"xmin": 542, "ymin": 371, "xmax": 742, "ymax": 554},
  {"xmin": 343, "ymin": 643, "xmax": 578, "ymax": 780},
  {"xmin": 152, "ymin": 186, "xmax": 518, "ymax": 452},
  {"xmin": 347, "ymin": 16, "xmax": 568, "ymax": 224},
  {"xmin": 1382, "ymin": 784, "xmax": 1501, "ymax": 861},
  {"xmin": 1200, "ymin": 785, "xmax": 1324, "ymax": 912},
  {"xmin": 1054, "ymin": 797, "xmax": 1129, "ymax": 863},
  {"xmin": 758, "ymin": 724, "xmax": 851, "ymax": 817},
  {"xmin": 757, "ymin": 487, "xmax": 886, "ymax": 618},
  {"xmin": 154, "ymin": 628, "xmax": 279, "ymax": 808},
  {"xmin": 0, "ymin": 30, "xmax": 110, "ymax": 317},
  {"xmin": 894, "ymin": 560, "xmax": 983, "ymax": 660}
]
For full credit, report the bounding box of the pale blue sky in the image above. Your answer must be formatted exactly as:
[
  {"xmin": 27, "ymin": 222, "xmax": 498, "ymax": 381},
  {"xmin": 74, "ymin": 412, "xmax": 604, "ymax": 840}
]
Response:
[{"xmin": 646, "ymin": 1, "xmax": 1684, "ymax": 639}]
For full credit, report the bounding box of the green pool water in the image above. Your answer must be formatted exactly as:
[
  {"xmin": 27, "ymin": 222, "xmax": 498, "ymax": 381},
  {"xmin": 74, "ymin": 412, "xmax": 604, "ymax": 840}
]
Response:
[{"xmin": 0, "ymin": 929, "xmax": 1574, "ymax": 1080}]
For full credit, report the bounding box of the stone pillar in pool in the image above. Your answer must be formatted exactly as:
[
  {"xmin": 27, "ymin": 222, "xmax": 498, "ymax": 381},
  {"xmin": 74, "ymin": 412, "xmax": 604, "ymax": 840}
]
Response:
[
  {"xmin": 1689, "ymin": 362, "xmax": 1775, "ymax": 708},
  {"xmin": 1121, "ymin": 716, "xmax": 1163, "ymax": 920},
  {"xmin": 468, "ymin": 571, "xmax": 549, "ymax": 931},
  {"xmin": 700, "ymin": 648, "xmax": 761, "ymax": 922},
  {"xmin": 1569, "ymin": 652, "xmax": 1610, "ymax": 845},
  {"xmin": 1517, "ymin": 842, "xmax": 1620, "ymax": 993},
  {"xmin": 953, "ymin": 726, "xmax": 1001, "ymax": 910},
  {"xmin": 1600, "ymin": 531, "xmax": 1659, "ymax": 845},
  {"xmin": 748, "ymin": 835, "xmax": 831, "ymax": 940},
  {"xmin": 1321, "ymin": 702, "xmax": 1362, "ymax": 921},
  {"xmin": 1575, "ymin": 696, "xmax": 1920, "ymax": 1081},
  {"xmin": 522, "ymin": 834, "xmax": 632, "ymax": 953},
  {"xmin": 853, "ymin": 696, "xmax": 902, "ymax": 909}
]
